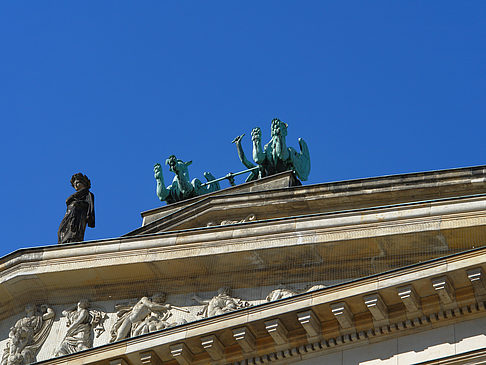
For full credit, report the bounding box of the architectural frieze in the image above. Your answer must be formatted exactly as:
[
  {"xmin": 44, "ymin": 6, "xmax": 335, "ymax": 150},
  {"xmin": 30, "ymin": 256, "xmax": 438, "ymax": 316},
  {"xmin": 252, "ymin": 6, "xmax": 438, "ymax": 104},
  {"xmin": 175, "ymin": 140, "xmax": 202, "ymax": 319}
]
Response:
[{"xmin": 15, "ymin": 246, "xmax": 486, "ymax": 364}]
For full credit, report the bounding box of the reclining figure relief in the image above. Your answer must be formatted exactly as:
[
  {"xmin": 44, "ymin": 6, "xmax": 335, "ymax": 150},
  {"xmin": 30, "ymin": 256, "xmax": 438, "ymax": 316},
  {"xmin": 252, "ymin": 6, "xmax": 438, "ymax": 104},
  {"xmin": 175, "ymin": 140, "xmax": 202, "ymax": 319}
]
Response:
[
  {"xmin": 266, "ymin": 284, "xmax": 326, "ymax": 302},
  {"xmin": 206, "ymin": 214, "xmax": 256, "ymax": 227},
  {"xmin": 192, "ymin": 287, "xmax": 250, "ymax": 318},
  {"xmin": 265, "ymin": 285, "xmax": 299, "ymax": 302},
  {"xmin": 110, "ymin": 293, "xmax": 186, "ymax": 342}
]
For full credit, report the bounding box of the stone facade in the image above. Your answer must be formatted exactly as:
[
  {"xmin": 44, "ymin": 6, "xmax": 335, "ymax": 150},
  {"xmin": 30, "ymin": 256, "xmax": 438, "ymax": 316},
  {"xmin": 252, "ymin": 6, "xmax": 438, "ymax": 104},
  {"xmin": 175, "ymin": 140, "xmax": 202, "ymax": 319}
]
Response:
[{"xmin": 1, "ymin": 167, "xmax": 486, "ymax": 364}]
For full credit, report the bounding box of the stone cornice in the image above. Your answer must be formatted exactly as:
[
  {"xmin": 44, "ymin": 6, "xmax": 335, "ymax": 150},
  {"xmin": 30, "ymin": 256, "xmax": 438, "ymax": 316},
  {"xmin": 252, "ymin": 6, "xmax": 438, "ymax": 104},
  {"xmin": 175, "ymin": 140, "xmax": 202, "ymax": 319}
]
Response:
[
  {"xmin": 0, "ymin": 194, "xmax": 485, "ymax": 320},
  {"xmin": 3, "ymin": 194, "xmax": 486, "ymax": 269},
  {"xmin": 34, "ymin": 245, "xmax": 486, "ymax": 365}
]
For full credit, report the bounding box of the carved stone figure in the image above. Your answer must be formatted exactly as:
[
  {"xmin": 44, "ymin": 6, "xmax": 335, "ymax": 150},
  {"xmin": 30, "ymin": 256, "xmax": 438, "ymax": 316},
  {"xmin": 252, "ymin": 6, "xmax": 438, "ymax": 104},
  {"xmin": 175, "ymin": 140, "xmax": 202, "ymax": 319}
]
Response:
[
  {"xmin": 266, "ymin": 286, "xmax": 298, "ymax": 302},
  {"xmin": 154, "ymin": 155, "xmax": 220, "ymax": 204},
  {"xmin": 305, "ymin": 284, "xmax": 326, "ymax": 292},
  {"xmin": 1, "ymin": 304, "xmax": 55, "ymax": 365},
  {"xmin": 207, "ymin": 214, "xmax": 256, "ymax": 227},
  {"xmin": 192, "ymin": 287, "xmax": 250, "ymax": 318},
  {"xmin": 233, "ymin": 118, "xmax": 310, "ymax": 183},
  {"xmin": 58, "ymin": 173, "xmax": 95, "ymax": 244},
  {"xmin": 54, "ymin": 300, "xmax": 106, "ymax": 357},
  {"xmin": 265, "ymin": 284, "xmax": 326, "ymax": 302},
  {"xmin": 110, "ymin": 293, "xmax": 184, "ymax": 342}
]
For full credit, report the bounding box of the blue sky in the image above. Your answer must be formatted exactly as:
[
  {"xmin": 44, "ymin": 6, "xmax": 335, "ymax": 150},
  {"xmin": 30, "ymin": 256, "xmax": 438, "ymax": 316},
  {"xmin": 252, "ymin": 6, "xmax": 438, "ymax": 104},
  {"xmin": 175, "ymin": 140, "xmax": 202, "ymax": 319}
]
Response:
[{"xmin": 0, "ymin": 2, "xmax": 485, "ymax": 257}]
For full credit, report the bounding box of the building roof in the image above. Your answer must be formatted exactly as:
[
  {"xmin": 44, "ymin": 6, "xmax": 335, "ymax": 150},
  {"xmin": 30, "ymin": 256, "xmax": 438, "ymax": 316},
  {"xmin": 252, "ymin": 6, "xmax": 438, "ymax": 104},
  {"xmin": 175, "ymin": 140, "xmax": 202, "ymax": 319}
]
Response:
[{"xmin": 2, "ymin": 165, "xmax": 486, "ymax": 364}]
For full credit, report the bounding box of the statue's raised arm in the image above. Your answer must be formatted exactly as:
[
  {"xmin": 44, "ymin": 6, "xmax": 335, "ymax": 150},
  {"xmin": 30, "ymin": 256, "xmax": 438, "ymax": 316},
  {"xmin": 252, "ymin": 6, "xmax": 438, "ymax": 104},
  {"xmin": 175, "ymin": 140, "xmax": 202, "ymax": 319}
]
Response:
[
  {"xmin": 154, "ymin": 163, "xmax": 168, "ymax": 202},
  {"xmin": 251, "ymin": 127, "xmax": 266, "ymax": 164},
  {"xmin": 231, "ymin": 134, "xmax": 258, "ymax": 182}
]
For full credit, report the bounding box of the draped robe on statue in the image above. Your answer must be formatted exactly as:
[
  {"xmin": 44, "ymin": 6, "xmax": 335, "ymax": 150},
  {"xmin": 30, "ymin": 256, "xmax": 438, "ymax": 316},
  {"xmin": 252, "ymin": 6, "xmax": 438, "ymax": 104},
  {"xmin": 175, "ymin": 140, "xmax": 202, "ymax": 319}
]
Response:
[{"xmin": 58, "ymin": 188, "xmax": 95, "ymax": 244}]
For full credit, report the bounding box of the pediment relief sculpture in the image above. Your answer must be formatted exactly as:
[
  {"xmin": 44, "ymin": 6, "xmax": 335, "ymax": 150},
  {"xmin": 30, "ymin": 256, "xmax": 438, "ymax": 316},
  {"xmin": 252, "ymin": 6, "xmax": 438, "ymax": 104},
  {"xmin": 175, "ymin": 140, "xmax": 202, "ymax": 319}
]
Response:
[
  {"xmin": 110, "ymin": 293, "xmax": 187, "ymax": 343},
  {"xmin": 266, "ymin": 286, "xmax": 299, "ymax": 302},
  {"xmin": 266, "ymin": 284, "xmax": 326, "ymax": 302},
  {"xmin": 54, "ymin": 299, "xmax": 106, "ymax": 357},
  {"xmin": 207, "ymin": 214, "xmax": 256, "ymax": 227},
  {"xmin": 192, "ymin": 287, "xmax": 251, "ymax": 318},
  {"xmin": 1, "ymin": 304, "xmax": 54, "ymax": 365},
  {"xmin": 306, "ymin": 284, "xmax": 326, "ymax": 292}
]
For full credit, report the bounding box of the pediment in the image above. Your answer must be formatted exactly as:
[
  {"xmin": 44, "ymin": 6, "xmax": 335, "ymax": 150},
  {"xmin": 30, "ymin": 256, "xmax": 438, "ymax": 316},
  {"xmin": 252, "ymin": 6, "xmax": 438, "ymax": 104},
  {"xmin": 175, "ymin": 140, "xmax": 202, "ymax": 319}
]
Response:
[
  {"xmin": 127, "ymin": 171, "xmax": 300, "ymax": 236},
  {"xmin": 126, "ymin": 165, "xmax": 486, "ymax": 236}
]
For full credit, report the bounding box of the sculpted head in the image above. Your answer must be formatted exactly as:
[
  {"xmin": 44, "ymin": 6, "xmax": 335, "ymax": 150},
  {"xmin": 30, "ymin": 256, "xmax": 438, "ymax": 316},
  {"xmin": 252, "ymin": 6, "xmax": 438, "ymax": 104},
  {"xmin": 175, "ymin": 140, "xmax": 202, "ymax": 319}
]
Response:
[
  {"xmin": 271, "ymin": 118, "xmax": 288, "ymax": 138},
  {"xmin": 165, "ymin": 155, "xmax": 192, "ymax": 174},
  {"xmin": 152, "ymin": 292, "xmax": 167, "ymax": 303},
  {"xmin": 77, "ymin": 299, "xmax": 89, "ymax": 309},
  {"xmin": 217, "ymin": 287, "xmax": 231, "ymax": 296},
  {"xmin": 166, "ymin": 155, "xmax": 179, "ymax": 173},
  {"xmin": 24, "ymin": 304, "xmax": 35, "ymax": 316},
  {"xmin": 70, "ymin": 173, "xmax": 91, "ymax": 191}
]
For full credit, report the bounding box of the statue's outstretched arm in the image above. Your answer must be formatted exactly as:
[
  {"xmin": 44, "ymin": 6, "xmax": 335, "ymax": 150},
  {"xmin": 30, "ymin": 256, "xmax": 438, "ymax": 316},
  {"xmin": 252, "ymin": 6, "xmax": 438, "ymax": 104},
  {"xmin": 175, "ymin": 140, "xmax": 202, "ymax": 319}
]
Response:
[
  {"xmin": 193, "ymin": 172, "xmax": 220, "ymax": 195},
  {"xmin": 251, "ymin": 128, "xmax": 265, "ymax": 164},
  {"xmin": 154, "ymin": 163, "xmax": 170, "ymax": 202},
  {"xmin": 143, "ymin": 298, "xmax": 169, "ymax": 312},
  {"xmin": 192, "ymin": 295, "xmax": 209, "ymax": 305},
  {"xmin": 232, "ymin": 134, "xmax": 255, "ymax": 169}
]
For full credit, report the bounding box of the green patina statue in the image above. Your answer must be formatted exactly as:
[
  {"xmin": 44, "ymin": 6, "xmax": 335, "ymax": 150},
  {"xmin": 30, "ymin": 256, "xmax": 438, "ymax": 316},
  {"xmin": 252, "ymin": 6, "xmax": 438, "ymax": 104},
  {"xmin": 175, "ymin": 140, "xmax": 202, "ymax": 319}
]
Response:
[
  {"xmin": 232, "ymin": 118, "xmax": 310, "ymax": 183},
  {"xmin": 154, "ymin": 155, "xmax": 220, "ymax": 204}
]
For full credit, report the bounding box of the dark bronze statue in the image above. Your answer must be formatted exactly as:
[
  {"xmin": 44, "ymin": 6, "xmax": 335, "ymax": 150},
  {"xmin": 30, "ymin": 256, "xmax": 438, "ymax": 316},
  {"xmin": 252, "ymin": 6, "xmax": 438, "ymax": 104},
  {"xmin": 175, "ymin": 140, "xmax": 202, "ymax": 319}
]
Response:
[{"xmin": 58, "ymin": 173, "xmax": 95, "ymax": 244}]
